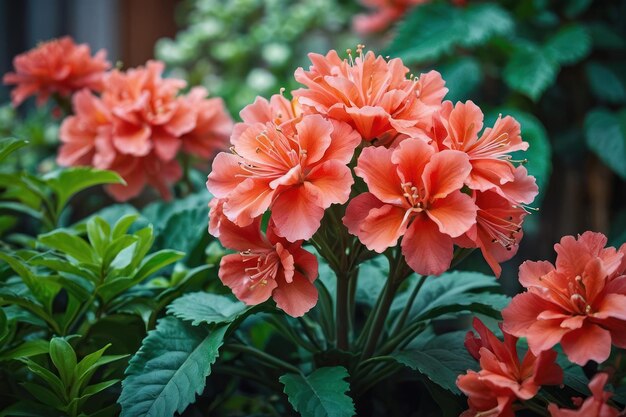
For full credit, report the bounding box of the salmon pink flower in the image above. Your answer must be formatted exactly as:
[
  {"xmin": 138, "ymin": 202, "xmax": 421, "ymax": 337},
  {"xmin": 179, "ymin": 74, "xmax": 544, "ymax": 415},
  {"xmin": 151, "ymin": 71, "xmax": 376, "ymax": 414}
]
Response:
[
  {"xmin": 458, "ymin": 167, "xmax": 538, "ymax": 277},
  {"xmin": 502, "ymin": 232, "xmax": 626, "ymax": 365},
  {"xmin": 548, "ymin": 373, "xmax": 620, "ymax": 417},
  {"xmin": 342, "ymin": 138, "xmax": 476, "ymax": 275},
  {"xmin": 432, "ymin": 101, "xmax": 529, "ymax": 193},
  {"xmin": 207, "ymin": 114, "xmax": 361, "ymax": 242},
  {"xmin": 210, "ymin": 199, "xmax": 319, "ymax": 317},
  {"xmin": 457, "ymin": 318, "xmax": 563, "ymax": 417},
  {"xmin": 3, "ymin": 36, "xmax": 110, "ymax": 107},
  {"xmin": 293, "ymin": 49, "xmax": 447, "ymax": 145}
]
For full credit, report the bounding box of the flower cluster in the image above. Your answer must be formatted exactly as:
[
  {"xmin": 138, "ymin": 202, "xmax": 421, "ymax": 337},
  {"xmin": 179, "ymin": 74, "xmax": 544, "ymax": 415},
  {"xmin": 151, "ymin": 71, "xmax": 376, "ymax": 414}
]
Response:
[
  {"xmin": 548, "ymin": 373, "xmax": 620, "ymax": 417},
  {"xmin": 3, "ymin": 36, "xmax": 110, "ymax": 107},
  {"xmin": 456, "ymin": 318, "xmax": 563, "ymax": 417},
  {"xmin": 207, "ymin": 47, "xmax": 537, "ymax": 315},
  {"xmin": 58, "ymin": 60, "xmax": 232, "ymax": 201},
  {"xmin": 502, "ymin": 232, "xmax": 626, "ymax": 366}
]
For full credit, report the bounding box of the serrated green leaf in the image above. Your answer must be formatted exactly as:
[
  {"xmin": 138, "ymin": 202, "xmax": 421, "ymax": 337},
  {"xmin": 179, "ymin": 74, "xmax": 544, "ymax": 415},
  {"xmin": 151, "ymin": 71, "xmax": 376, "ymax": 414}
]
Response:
[
  {"xmin": 49, "ymin": 337, "xmax": 77, "ymax": 388},
  {"xmin": 43, "ymin": 168, "xmax": 125, "ymax": 214},
  {"xmin": 504, "ymin": 44, "xmax": 558, "ymax": 100},
  {"xmin": 586, "ymin": 62, "xmax": 626, "ymax": 104},
  {"xmin": 38, "ymin": 230, "xmax": 96, "ymax": 264},
  {"xmin": 403, "ymin": 271, "xmax": 506, "ymax": 321},
  {"xmin": 393, "ymin": 331, "xmax": 476, "ymax": 394},
  {"xmin": 119, "ymin": 317, "xmax": 226, "ymax": 417},
  {"xmin": 167, "ymin": 292, "xmax": 248, "ymax": 326},
  {"xmin": 584, "ymin": 108, "xmax": 626, "ymax": 180},
  {"xmin": 387, "ymin": 3, "xmax": 512, "ymax": 64},
  {"xmin": 543, "ymin": 25, "xmax": 591, "ymax": 65},
  {"xmin": 280, "ymin": 366, "xmax": 355, "ymax": 417},
  {"xmin": 0, "ymin": 137, "xmax": 29, "ymax": 162}
]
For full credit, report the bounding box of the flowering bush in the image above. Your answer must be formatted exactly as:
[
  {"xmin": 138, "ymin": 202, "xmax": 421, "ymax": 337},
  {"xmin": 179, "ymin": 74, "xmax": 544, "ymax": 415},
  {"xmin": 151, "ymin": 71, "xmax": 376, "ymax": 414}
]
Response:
[{"xmin": 1, "ymin": 3, "xmax": 626, "ymax": 415}]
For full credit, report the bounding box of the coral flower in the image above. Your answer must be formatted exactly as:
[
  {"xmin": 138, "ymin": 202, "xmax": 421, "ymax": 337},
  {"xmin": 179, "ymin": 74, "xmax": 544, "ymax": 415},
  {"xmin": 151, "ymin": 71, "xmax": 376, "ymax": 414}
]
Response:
[
  {"xmin": 548, "ymin": 373, "xmax": 620, "ymax": 417},
  {"xmin": 432, "ymin": 100, "xmax": 529, "ymax": 193},
  {"xmin": 457, "ymin": 318, "xmax": 563, "ymax": 417},
  {"xmin": 353, "ymin": 0, "xmax": 428, "ymax": 34},
  {"xmin": 210, "ymin": 199, "xmax": 319, "ymax": 317},
  {"xmin": 343, "ymin": 138, "xmax": 476, "ymax": 275},
  {"xmin": 3, "ymin": 36, "xmax": 110, "ymax": 107},
  {"xmin": 207, "ymin": 114, "xmax": 361, "ymax": 242},
  {"xmin": 459, "ymin": 167, "xmax": 538, "ymax": 277},
  {"xmin": 502, "ymin": 232, "xmax": 626, "ymax": 365},
  {"xmin": 293, "ymin": 49, "xmax": 447, "ymax": 145}
]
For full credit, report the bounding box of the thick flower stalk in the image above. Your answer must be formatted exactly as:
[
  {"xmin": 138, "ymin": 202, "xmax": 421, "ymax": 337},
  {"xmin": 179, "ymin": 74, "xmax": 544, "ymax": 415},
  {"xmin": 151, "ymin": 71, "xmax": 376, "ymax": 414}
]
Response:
[
  {"xmin": 502, "ymin": 232, "xmax": 626, "ymax": 365},
  {"xmin": 457, "ymin": 318, "xmax": 563, "ymax": 417},
  {"xmin": 3, "ymin": 36, "xmax": 110, "ymax": 107},
  {"xmin": 58, "ymin": 60, "xmax": 232, "ymax": 201}
]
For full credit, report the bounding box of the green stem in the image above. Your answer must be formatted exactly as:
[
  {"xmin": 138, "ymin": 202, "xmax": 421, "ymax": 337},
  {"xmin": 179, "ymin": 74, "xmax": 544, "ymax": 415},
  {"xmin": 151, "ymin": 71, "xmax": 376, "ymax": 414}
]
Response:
[
  {"xmin": 361, "ymin": 277, "xmax": 399, "ymax": 359},
  {"xmin": 390, "ymin": 274, "xmax": 426, "ymax": 336},
  {"xmin": 226, "ymin": 344, "xmax": 302, "ymax": 375},
  {"xmin": 336, "ymin": 271, "xmax": 350, "ymax": 350},
  {"xmin": 297, "ymin": 316, "xmax": 322, "ymax": 351},
  {"xmin": 268, "ymin": 315, "xmax": 316, "ymax": 352}
]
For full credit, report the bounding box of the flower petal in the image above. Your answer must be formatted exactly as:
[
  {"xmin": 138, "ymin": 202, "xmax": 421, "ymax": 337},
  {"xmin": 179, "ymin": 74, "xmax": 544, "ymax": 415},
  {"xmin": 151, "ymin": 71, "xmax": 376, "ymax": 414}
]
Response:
[
  {"xmin": 271, "ymin": 185, "xmax": 324, "ymax": 242},
  {"xmin": 422, "ymin": 150, "xmax": 472, "ymax": 200},
  {"xmin": 426, "ymin": 191, "xmax": 477, "ymax": 238},
  {"xmin": 561, "ymin": 324, "xmax": 612, "ymax": 365},
  {"xmin": 401, "ymin": 215, "xmax": 454, "ymax": 276}
]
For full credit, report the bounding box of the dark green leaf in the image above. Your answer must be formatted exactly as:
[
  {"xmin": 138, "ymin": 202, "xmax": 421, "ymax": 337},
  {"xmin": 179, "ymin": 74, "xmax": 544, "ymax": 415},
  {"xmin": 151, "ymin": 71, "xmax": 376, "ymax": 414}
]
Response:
[
  {"xmin": 543, "ymin": 25, "xmax": 591, "ymax": 65},
  {"xmin": 586, "ymin": 62, "xmax": 626, "ymax": 104},
  {"xmin": 564, "ymin": 0, "xmax": 593, "ymax": 18},
  {"xmin": 280, "ymin": 366, "xmax": 355, "ymax": 417},
  {"xmin": 22, "ymin": 382, "xmax": 63, "ymax": 408},
  {"xmin": 460, "ymin": 4, "xmax": 514, "ymax": 48},
  {"xmin": 0, "ymin": 339, "xmax": 49, "ymax": 361},
  {"xmin": 0, "ymin": 252, "xmax": 57, "ymax": 304},
  {"xmin": 167, "ymin": 292, "xmax": 248, "ymax": 326},
  {"xmin": 134, "ymin": 250, "xmax": 185, "ymax": 282},
  {"xmin": 504, "ymin": 44, "xmax": 558, "ymax": 100},
  {"xmin": 584, "ymin": 108, "xmax": 626, "ymax": 180},
  {"xmin": 438, "ymin": 57, "xmax": 483, "ymax": 103},
  {"xmin": 0, "ymin": 137, "xmax": 29, "ymax": 162},
  {"xmin": 119, "ymin": 317, "xmax": 226, "ymax": 417},
  {"xmin": 393, "ymin": 331, "xmax": 477, "ymax": 394}
]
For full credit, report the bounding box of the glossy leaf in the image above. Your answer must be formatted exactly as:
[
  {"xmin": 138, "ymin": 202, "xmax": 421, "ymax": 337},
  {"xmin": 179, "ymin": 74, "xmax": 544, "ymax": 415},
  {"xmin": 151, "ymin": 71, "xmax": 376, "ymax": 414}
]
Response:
[
  {"xmin": 0, "ymin": 137, "xmax": 29, "ymax": 162},
  {"xmin": 119, "ymin": 317, "xmax": 227, "ymax": 417},
  {"xmin": 167, "ymin": 292, "xmax": 248, "ymax": 326},
  {"xmin": 504, "ymin": 44, "xmax": 558, "ymax": 101},
  {"xmin": 280, "ymin": 366, "xmax": 355, "ymax": 417}
]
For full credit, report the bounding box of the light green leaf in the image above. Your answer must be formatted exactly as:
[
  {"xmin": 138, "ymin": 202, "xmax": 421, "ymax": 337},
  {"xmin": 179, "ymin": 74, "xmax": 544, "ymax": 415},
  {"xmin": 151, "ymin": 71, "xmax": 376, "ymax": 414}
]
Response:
[
  {"xmin": 167, "ymin": 292, "xmax": 248, "ymax": 326},
  {"xmin": 584, "ymin": 108, "xmax": 626, "ymax": 180},
  {"xmin": 49, "ymin": 337, "xmax": 77, "ymax": 388},
  {"xmin": 133, "ymin": 250, "xmax": 184, "ymax": 282},
  {"xmin": 0, "ymin": 137, "xmax": 29, "ymax": 162},
  {"xmin": 280, "ymin": 366, "xmax": 355, "ymax": 417},
  {"xmin": 543, "ymin": 25, "xmax": 591, "ymax": 65},
  {"xmin": 86, "ymin": 217, "xmax": 111, "ymax": 256},
  {"xmin": 43, "ymin": 168, "xmax": 125, "ymax": 214},
  {"xmin": 504, "ymin": 44, "xmax": 559, "ymax": 101},
  {"xmin": 38, "ymin": 230, "xmax": 96, "ymax": 264},
  {"xmin": 393, "ymin": 331, "xmax": 476, "ymax": 394},
  {"xmin": 586, "ymin": 62, "xmax": 626, "ymax": 104},
  {"xmin": 119, "ymin": 317, "xmax": 226, "ymax": 417}
]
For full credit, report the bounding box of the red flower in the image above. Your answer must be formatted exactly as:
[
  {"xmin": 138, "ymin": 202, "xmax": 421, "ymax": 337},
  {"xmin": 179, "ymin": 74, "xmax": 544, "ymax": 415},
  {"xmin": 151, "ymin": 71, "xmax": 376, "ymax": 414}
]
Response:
[
  {"xmin": 502, "ymin": 232, "xmax": 626, "ymax": 365},
  {"xmin": 3, "ymin": 36, "xmax": 109, "ymax": 107},
  {"xmin": 210, "ymin": 199, "xmax": 319, "ymax": 317},
  {"xmin": 548, "ymin": 373, "xmax": 621, "ymax": 417},
  {"xmin": 353, "ymin": 0, "xmax": 428, "ymax": 34},
  {"xmin": 343, "ymin": 138, "xmax": 476, "ymax": 275},
  {"xmin": 457, "ymin": 318, "xmax": 563, "ymax": 416}
]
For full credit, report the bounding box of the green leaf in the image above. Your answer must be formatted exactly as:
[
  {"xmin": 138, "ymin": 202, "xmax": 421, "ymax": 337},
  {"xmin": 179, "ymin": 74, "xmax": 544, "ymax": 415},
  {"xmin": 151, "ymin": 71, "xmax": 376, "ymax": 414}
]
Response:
[
  {"xmin": 403, "ymin": 271, "xmax": 507, "ymax": 321},
  {"xmin": 543, "ymin": 25, "xmax": 591, "ymax": 65},
  {"xmin": 0, "ymin": 137, "xmax": 29, "ymax": 162},
  {"xmin": 119, "ymin": 317, "xmax": 226, "ymax": 417},
  {"xmin": 49, "ymin": 337, "xmax": 77, "ymax": 388},
  {"xmin": 584, "ymin": 108, "xmax": 626, "ymax": 180},
  {"xmin": 167, "ymin": 292, "xmax": 248, "ymax": 326},
  {"xmin": 438, "ymin": 57, "xmax": 483, "ymax": 103},
  {"xmin": 504, "ymin": 44, "xmax": 558, "ymax": 100},
  {"xmin": 0, "ymin": 308, "xmax": 8, "ymax": 342},
  {"xmin": 0, "ymin": 339, "xmax": 49, "ymax": 361},
  {"xmin": 0, "ymin": 252, "xmax": 57, "ymax": 305},
  {"xmin": 112, "ymin": 214, "xmax": 140, "ymax": 239},
  {"xmin": 280, "ymin": 366, "xmax": 355, "ymax": 417},
  {"xmin": 21, "ymin": 358, "xmax": 66, "ymax": 399},
  {"xmin": 86, "ymin": 217, "xmax": 111, "ymax": 256},
  {"xmin": 133, "ymin": 249, "xmax": 185, "ymax": 282},
  {"xmin": 564, "ymin": 0, "xmax": 593, "ymax": 18},
  {"xmin": 393, "ymin": 331, "xmax": 476, "ymax": 394},
  {"xmin": 81, "ymin": 378, "xmax": 120, "ymax": 397},
  {"xmin": 586, "ymin": 62, "xmax": 626, "ymax": 104},
  {"xmin": 22, "ymin": 382, "xmax": 63, "ymax": 408},
  {"xmin": 38, "ymin": 230, "xmax": 96, "ymax": 264},
  {"xmin": 460, "ymin": 4, "xmax": 514, "ymax": 48},
  {"xmin": 43, "ymin": 168, "xmax": 125, "ymax": 214}
]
